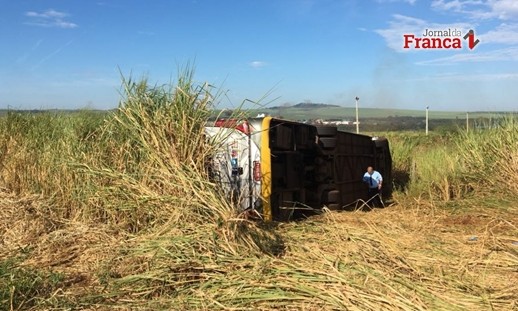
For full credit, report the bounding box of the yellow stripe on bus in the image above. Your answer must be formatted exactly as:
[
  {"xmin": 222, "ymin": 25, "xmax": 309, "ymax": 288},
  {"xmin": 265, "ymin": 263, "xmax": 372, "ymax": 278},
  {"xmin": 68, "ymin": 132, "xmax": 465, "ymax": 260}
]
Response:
[{"xmin": 260, "ymin": 117, "xmax": 272, "ymax": 221}]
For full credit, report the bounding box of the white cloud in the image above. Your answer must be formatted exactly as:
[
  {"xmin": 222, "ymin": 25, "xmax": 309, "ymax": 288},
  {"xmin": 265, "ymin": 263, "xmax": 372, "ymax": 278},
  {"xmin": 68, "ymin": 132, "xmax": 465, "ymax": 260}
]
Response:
[
  {"xmin": 24, "ymin": 9, "xmax": 78, "ymax": 29},
  {"xmin": 427, "ymin": 0, "xmax": 518, "ymax": 54},
  {"xmin": 492, "ymin": 0, "xmax": 518, "ymax": 19},
  {"xmin": 377, "ymin": 0, "xmax": 417, "ymax": 4},
  {"xmin": 26, "ymin": 9, "xmax": 68, "ymax": 19},
  {"xmin": 375, "ymin": 14, "xmax": 471, "ymax": 51},
  {"xmin": 479, "ymin": 23, "xmax": 518, "ymax": 44},
  {"xmin": 54, "ymin": 21, "xmax": 78, "ymax": 29},
  {"xmin": 431, "ymin": 0, "xmax": 518, "ymax": 20},
  {"xmin": 249, "ymin": 61, "xmax": 268, "ymax": 68},
  {"xmin": 431, "ymin": 0, "xmax": 483, "ymax": 12},
  {"xmin": 416, "ymin": 46, "xmax": 518, "ymax": 65}
]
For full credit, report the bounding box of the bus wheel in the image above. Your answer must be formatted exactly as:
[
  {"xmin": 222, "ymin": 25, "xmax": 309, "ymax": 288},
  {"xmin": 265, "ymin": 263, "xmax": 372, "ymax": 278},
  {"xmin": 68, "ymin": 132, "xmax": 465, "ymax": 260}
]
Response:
[{"xmin": 315, "ymin": 126, "xmax": 337, "ymax": 137}]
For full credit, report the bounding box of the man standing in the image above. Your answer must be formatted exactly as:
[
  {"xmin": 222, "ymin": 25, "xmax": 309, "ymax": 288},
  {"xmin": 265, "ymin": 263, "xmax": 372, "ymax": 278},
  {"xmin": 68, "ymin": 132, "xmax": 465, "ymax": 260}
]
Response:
[{"xmin": 362, "ymin": 166, "xmax": 383, "ymax": 207}]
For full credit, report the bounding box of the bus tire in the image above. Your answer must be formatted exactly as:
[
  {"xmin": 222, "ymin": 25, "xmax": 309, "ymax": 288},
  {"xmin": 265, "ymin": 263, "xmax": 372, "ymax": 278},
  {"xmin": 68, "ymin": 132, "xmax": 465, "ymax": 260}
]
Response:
[
  {"xmin": 325, "ymin": 190, "xmax": 340, "ymax": 203},
  {"xmin": 315, "ymin": 126, "xmax": 337, "ymax": 137},
  {"xmin": 326, "ymin": 203, "xmax": 341, "ymax": 210},
  {"xmin": 319, "ymin": 137, "xmax": 336, "ymax": 149}
]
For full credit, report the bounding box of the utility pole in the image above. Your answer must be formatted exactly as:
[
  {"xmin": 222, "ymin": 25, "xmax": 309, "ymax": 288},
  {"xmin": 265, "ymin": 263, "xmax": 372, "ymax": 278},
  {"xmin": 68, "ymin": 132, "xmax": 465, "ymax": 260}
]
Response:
[
  {"xmin": 355, "ymin": 96, "xmax": 360, "ymax": 134},
  {"xmin": 466, "ymin": 112, "xmax": 469, "ymax": 133},
  {"xmin": 425, "ymin": 106, "xmax": 429, "ymax": 136}
]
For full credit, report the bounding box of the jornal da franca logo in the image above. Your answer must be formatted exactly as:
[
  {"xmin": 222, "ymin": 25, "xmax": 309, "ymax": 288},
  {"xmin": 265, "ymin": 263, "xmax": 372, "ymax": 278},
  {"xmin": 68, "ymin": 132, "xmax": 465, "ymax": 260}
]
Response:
[{"xmin": 403, "ymin": 28, "xmax": 480, "ymax": 50}]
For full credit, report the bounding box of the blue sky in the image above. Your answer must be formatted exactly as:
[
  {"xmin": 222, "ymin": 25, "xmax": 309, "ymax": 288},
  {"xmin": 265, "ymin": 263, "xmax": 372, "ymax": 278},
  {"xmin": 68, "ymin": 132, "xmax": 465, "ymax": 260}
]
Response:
[{"xmin": 1, "ymin": 0, "xmax": 517, "ymax": 111}]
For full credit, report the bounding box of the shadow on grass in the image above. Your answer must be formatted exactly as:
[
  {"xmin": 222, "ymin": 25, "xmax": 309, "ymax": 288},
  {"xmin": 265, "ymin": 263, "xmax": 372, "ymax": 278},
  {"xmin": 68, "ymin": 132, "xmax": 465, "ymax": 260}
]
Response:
[{"xmin": 392, "ymin": 169, "xmax": 411, "ymax": 192}]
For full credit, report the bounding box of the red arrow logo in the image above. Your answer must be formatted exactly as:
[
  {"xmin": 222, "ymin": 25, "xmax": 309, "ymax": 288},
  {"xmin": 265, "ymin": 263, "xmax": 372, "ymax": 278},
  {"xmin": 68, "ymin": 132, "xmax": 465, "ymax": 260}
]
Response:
[{"xmin": 463, "ymin": 29, "xmax": 480, "ymax": 50}]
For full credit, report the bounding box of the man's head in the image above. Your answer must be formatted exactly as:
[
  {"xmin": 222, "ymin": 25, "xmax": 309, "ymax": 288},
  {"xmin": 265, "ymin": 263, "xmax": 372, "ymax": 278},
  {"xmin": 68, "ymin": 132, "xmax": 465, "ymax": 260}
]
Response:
[{"xmin": 367, "ymin": 166, "xmax": 374, "ymax": 174}]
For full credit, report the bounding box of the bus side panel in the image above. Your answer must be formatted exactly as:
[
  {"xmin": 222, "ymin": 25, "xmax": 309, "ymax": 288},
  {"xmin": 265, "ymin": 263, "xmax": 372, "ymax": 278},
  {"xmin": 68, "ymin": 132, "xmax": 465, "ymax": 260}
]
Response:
[
  {"xmin": 333, "ymin": 132, "xmax": 377, "ymax": 208},
  {"xmin": 260, "ymin": 117, "xmax": 273, "ymax": 221}
]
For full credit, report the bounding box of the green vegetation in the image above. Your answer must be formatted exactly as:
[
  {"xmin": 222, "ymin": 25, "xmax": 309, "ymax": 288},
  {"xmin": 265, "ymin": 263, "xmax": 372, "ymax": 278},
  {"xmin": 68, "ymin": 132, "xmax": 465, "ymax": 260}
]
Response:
[
  {"xmin": 0, "ymin": 70, "xmax": 516, "ymax": 310},
  {"xmin": 0, "ymin": 256, "xmax": 64, "ymax": 310},
  {"xmin": 256, "ymin": 105, "xmax": 511, "ymax": 120},
  {"xmin": 382, "ymin": 117, "xmax": 518, "ymax": 202}
]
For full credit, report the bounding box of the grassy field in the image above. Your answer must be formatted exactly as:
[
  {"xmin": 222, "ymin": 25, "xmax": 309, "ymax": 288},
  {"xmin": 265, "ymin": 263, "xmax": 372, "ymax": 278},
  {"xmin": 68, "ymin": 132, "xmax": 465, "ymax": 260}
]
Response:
[
  {"xmin": 4, "ymin": 105, "xmax": 510, "ymax": 120},
  {"xmin": 253, "ymin": 106, "xmax": 512, "ymax": 120},
  {"xmin": 0, "ymin": 72, "xmax": 517, "ymax": 310}
]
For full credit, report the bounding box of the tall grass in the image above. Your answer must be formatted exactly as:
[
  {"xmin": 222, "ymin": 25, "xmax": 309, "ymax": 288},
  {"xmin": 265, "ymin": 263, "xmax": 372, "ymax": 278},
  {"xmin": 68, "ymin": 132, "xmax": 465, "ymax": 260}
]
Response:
[
  {"xmin": 71, "ymin": 70, "xmax": 235, "ymax": 231},
  {"xmin": 0, "ymin": 69, "xmax": 244, "ymax": 231},
  {"xmin": 385, "ymin": 118, "xmax": 517, "ymax": 201},
  {"xmin": 456, "ymin": 117, "xmax": 518, "ymax": 195},
  {"xmin": 0, "ymin": 111, "xmax": 101, "ymax": 196},
  {"xmin": 0, "ymin": 110, "xmax": 104, "ymax": 226},
  {"xmin": 383, "ymin": 132, "xmax": 462, "ymax": 200}
]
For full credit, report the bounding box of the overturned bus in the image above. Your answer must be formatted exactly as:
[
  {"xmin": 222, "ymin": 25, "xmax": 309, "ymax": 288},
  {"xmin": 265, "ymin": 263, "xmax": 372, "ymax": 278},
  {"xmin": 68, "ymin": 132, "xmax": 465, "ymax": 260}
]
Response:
[{"xmin": 205, "ymin": 117, "xmax": 392, "ymax": 221}]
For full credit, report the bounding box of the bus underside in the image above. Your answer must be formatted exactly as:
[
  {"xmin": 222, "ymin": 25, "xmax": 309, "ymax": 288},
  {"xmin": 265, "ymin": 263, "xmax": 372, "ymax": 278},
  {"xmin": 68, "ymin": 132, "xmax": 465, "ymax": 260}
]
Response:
[{"xmin": 208, "ymin": 117, "xmax": 392, "ymax": 221}]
